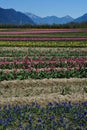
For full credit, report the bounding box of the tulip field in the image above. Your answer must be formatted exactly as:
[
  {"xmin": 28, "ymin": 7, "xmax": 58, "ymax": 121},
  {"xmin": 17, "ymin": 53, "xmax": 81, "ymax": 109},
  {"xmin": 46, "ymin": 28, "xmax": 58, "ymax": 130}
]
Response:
[{"xmin": 0, "ymin": 28, "xmax": 87, "ymax": 129}]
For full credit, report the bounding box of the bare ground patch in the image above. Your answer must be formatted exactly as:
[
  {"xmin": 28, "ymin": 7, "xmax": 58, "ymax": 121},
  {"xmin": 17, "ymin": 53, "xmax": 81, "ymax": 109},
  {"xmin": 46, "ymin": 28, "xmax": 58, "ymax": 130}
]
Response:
[
  {"xmin": 0, "ymin": 93, "xmax": 87, "ymax": 106},
  {"xmin": 0, "ymin": 78, "xmax": 87, "ymax": 106}
]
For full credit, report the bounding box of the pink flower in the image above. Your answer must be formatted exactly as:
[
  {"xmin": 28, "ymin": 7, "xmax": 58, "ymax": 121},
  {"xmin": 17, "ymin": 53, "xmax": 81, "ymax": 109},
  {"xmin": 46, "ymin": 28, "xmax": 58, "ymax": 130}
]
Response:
[{"xmin": 75, "ymin": 67, "xmax": 80, "ymax": 70}]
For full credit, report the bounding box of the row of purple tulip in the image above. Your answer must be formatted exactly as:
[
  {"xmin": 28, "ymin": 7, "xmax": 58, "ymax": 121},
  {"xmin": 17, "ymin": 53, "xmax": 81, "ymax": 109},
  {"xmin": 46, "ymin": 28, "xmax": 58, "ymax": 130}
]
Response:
[{"xmin": 0, "ymin": 29, "xmax": 87, "ymax": 34}]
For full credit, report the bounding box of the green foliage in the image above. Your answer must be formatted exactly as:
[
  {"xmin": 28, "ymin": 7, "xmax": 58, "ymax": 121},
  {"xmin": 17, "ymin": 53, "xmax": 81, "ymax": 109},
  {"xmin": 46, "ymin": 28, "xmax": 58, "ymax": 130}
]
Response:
[
  {"xmin": 0, "ymin": 68, "xmax": 87, "ymax": 81},
  {"xmin": 0, "ymin": 21, "xmax": 87, "ymax": 28}
]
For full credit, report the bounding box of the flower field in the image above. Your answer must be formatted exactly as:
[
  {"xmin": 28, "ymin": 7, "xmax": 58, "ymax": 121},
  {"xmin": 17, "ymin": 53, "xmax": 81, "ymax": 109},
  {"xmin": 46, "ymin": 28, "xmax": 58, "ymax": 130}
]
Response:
[
  {"xmin": 0, "ymin": 102, "xmax": 87, "ymax": 130},
  {"xmin": 0, "ymin": 28, "xmax": 87, "ymax": 129}
]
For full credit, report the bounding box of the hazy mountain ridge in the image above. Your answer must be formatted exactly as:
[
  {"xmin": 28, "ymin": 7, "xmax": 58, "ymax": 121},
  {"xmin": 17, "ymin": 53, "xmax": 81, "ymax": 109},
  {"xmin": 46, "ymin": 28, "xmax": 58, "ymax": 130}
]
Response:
[
  {"xmin": 74, "ymin": 13, "xmax": 87, "ymax": 23},
  {"xmin": 25, "ymin": 12, "xmax": 87, "ymax": 25},
  {"xmin": 0, "ymin": 7, "xmax": 34, "ymax": 25},
  {"xmin": 0, "ymin": 7, "xmax": 87, "ymax": 25},
  {"xmin": 25, "ymin": 12, "xmax": 74, "ymax": 24}
]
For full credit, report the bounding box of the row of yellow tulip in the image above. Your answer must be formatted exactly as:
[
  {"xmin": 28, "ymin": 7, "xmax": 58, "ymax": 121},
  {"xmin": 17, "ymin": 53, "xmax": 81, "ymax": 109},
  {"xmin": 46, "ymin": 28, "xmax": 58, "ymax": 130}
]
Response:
[{"xmin": 0, "ymin": 41, "xmax": 87, "ymax": 47}]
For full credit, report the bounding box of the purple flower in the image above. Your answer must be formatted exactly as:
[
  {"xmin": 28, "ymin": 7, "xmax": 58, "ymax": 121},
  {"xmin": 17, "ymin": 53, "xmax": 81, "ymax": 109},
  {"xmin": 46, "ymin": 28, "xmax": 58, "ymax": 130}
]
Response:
[
  {"xmin": 25, "ymin": 125, "xmax": 29, "ymax": 130},
  {"xmin": 84, "ymin": 111, "xmax": 87, "ymax": 115},
  {"xmin": 38, "ymin": 118, "xmax": 42, "ymax": 122},
  {"xmin": 50, "ymin": 115, "xmax": 55, "ymax": 120},
  {"xmin": 48, "ymin": 102, "xmax": 53, "ymax": 106},
  {"xmin": 59, "ymin": 117, "xmax": 64, "ymax": 123},
  {"xmin": 0, "ymin": 119, "xmax": 3, "ymax": 124}
]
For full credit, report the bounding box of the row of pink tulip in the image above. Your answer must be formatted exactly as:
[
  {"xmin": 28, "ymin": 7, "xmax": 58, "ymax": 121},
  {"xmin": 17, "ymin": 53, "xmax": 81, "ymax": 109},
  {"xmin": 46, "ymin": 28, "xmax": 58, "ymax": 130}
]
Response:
[
  {"xmin": 0, "ymin": 57, "xmax": 86, "ymax": 64},
  {"xmin": 0, "ymin": 37, "xmax": 87, "ymax": 41},
  {"xmin": 0, "ymin": 29, "xmax": 86, "ymax": 34},
  {"xmin": 2, "ymin": 66, "xmax": 81, "ymax": 74},
  {"xmin": 0, "ymin": 58, "xmax": 86, "ymax": 70}
]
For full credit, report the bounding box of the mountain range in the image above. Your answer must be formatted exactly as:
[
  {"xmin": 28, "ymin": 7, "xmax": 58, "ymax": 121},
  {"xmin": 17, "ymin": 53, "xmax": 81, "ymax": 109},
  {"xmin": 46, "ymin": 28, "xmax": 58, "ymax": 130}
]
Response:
[
  {"xmin": 0, "ymin": 7, "xmax": 87, "ymax": 25},
  {"xmin": 0, "ymin": 7, "xmax": 34, "ymax": 25},
  {"xmin": 25, "ymin": 13, "xmax": 74, "ymax": 24},
  {"xmin": 74, "ymin": 13, "xmax": 87, "ymax": 23}
]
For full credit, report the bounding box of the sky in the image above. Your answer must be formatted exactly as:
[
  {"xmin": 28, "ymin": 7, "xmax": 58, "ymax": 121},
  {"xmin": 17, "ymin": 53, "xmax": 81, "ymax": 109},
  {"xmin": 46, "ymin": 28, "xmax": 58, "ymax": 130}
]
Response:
[{"xmin": 0, "ymin": 0, "xmax": 87, "ymax": 18}]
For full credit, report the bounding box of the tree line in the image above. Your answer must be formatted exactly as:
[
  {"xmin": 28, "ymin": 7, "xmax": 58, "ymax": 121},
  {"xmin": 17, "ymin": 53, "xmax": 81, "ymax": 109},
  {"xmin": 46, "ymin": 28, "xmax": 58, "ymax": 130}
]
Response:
[{"xmin": 0, "ymin": 22, "xmax": 87, "ymax": 28}]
